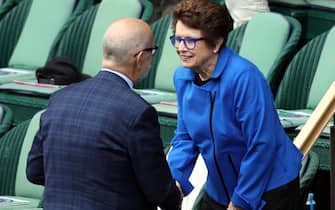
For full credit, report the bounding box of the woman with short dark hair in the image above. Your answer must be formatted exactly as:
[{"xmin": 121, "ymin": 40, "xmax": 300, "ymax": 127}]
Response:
[{"xmin": 167, "ymin": 0, "xmax": 302, "ymax": 210}]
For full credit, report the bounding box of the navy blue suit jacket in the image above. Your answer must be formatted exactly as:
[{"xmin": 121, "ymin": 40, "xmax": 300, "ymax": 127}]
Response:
[{"xmin": 26, "ymin": 71, "xmax": 180, "ymax": 210}]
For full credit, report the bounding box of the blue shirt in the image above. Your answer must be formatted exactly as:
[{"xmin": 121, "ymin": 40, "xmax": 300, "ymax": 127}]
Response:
[{"xmin": 168, "ymin": 48, "xmax": 302, "ymax": 210}]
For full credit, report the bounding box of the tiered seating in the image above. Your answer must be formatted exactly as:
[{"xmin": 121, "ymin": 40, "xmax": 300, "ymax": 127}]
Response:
[
  {"xmin": 0, "ymin": 0, "xmax": 97, "ymax": 125},
  {"xmin": 0, "ymin": 0, "xmax": 153, "ymax": 125},
  {"xmin": 0, "ymin": 0, "xmax": 95, "ymax": 84}
]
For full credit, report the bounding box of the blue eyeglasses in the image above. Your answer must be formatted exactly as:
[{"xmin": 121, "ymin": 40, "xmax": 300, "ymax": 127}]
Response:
[{"xmin": 169, "ymin": 35, "xmax": 205, "ymax": 50}]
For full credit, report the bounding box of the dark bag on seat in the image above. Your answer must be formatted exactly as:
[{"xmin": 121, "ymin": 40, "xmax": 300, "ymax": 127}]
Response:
[{"xmin": 36, "ymin": 56, "xmax": 90, "ymax": 85}]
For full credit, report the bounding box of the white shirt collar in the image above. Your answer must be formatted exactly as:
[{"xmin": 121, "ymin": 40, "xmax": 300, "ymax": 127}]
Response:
[{"xmin": 101, "ymin": 68, "xmax": 134, "ymax": 88}]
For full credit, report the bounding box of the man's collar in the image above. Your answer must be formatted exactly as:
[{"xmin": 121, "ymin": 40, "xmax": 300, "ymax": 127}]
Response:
[{"xmin": 100, "ymin": 68, "xmax": 134, "ymax": 88}]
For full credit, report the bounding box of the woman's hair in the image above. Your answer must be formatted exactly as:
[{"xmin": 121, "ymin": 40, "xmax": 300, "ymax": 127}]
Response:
[{"xmin": 172, "ymin": 0, "xmax": 232, "ymax": 49}]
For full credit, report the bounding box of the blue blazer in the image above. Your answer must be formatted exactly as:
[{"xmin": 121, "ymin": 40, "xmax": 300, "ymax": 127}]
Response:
[{"xmin": 27, "ymin": 71, "xmax": 180, "ymax": 210}]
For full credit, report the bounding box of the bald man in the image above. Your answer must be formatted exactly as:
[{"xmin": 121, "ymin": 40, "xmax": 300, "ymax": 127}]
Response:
[{"xmin": 26, "ymin": 18, "xmax": 182, "ymax": 210}]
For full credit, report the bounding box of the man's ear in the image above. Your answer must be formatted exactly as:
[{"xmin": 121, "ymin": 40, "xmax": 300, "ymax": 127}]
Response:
[
  {"xmin": 132, "ymin": 51, "xmax": 144, "ymax": 79},
  {"xmin": 134, "ymin": 51, "xmax": 145, "ymax": 66}
]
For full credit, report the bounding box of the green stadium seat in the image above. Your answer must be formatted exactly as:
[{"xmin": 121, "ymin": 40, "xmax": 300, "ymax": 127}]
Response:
[
  {"xmin": 227, "ymin": 12, "xmax": 302, "ymax": 97},
  {"xmin": 0, "ymin": 111, "xmax": 44, "ymax": 209},
  {"xmin": 276, "ymin": 26, "xmax": 335, "ymax": 111},
  {"xmin": 0, "ymin": 0, "xmax": 153, "ymax": 125}
]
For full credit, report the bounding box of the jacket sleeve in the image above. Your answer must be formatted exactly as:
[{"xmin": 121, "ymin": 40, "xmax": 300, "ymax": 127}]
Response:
[
  {"xmin": 128, "ymin": 106, "xmax": 181, "ymax": 210},
  {"xmin": 167, "ymin": 70, "xmax": 199, "ymax": 196},
  {"xmin": 26, "ymin": 117, "xmax": 45, "ymax": 186},
  {"xmin": 167, "ymin": 105, "xmax": 199, "ymax": 196},
  {"xmin": 231, "ymin": 67, "xmax": 280, "ymax": 209}
]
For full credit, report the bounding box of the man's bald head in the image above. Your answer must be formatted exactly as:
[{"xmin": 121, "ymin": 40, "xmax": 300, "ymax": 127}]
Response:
[{"xmin": 102, "ymin": 18, "xmax": 153, "ymax": 65}]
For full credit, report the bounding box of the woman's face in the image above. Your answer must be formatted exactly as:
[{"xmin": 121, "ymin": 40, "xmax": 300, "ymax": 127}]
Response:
[{"xmin": 174, "ymin": 20, "xmax": 215, "ymax": 71}]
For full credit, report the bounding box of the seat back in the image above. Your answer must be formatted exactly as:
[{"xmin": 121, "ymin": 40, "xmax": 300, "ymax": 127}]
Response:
[
  {"xmin": 152, "ymin": 18, "xmax": 181, "ymax": 92},
  {"xmin": 239, "ymin": 12, "xmax": 290, "ymax": 77},
  {"xmin": 15, "ymin": 110, "xmax": 44, "ymax": 198},
  {"xmin": 0, "ymin": 119, "xmax": 30, "ymax": 195},
  {"xmin": 275, "ymin": 26, "xmax": 335, "ymax": 110},
  {"xmin": 232, "ymin": 12, "xmax": 301, "ymax": 96},
  {"xmin": 50, "ymin": 0, "xmax": 152, "ymax": 77},
  {"xmin": 7, "ymin": 0, "xmax": 78, "ymax": 70}
]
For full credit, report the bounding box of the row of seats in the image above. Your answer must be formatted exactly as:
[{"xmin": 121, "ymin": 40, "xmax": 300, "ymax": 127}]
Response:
[{"xmin": 0, "ymin": 0, "xmax": 153, "ymax": 124}]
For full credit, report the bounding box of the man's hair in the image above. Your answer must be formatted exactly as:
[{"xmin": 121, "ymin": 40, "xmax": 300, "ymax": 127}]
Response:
[{"xmin": 172, "ymin": 0, "xmax": 231, "ymax": 49}]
